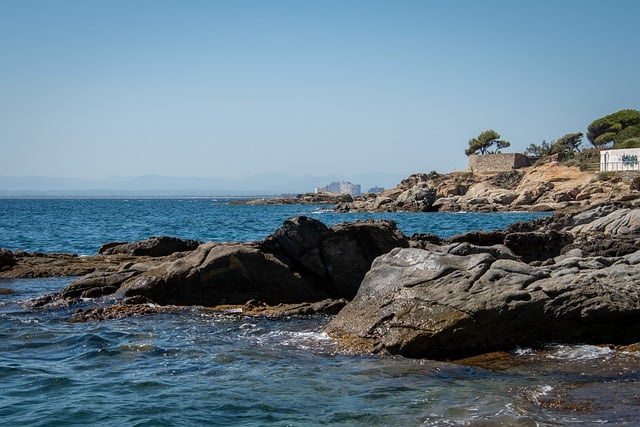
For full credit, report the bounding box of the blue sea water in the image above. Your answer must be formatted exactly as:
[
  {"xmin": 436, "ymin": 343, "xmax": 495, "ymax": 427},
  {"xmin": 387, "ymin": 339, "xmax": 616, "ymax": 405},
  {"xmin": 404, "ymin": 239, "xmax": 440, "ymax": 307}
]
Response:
[
  {"xmin": 1, "ymin": 199, "xmax": 639, "ymax": 426},
  {"xmin": 0, "ymin": 198, "xmax": 548, "ymax": 254}
]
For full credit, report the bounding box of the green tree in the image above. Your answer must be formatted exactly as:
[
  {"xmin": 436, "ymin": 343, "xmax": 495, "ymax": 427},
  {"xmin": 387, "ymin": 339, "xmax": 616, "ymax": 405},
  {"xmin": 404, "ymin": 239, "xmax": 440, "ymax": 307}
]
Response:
[
  {"xmin": 524, "ymin": 132, "xmax": 583, "ymax": 159},
  {"xmin": 613, "ymin": 124, "xmax": 640, "ymax": 147},
  {"xmin": 465, "ymin": 130, "xmax": 510, "ymax": 156},
  {"xmin": 554, "ymin": 132, "xmax": 583, "ymax": 153},
  {"xmin": 587, "ymin": 109, "xmax": 640, "ymax": 148},
  {"xmin": 524, "ymin": 140, "xmax": 552, "ymax": 157}
]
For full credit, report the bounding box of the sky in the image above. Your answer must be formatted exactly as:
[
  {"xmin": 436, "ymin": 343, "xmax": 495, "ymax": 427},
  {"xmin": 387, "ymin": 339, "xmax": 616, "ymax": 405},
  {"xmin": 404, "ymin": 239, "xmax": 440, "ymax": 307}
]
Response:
[{"xmin": 1, "ymin": 0, "xmax": 639, "ymax": 188}]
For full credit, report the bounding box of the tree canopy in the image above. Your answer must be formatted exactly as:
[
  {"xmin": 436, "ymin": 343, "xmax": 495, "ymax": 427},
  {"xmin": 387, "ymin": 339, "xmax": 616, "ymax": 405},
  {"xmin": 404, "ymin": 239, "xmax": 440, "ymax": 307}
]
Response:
[
  {"xmin": 586, "ymin": 109, "xmax": 640, "ymax": 148},
  {"xmin": 524, "ymin": 132, "xmax": 583, "ymax": 159},
  {"xmin": 465, "ymin": 130, "xmax": 510, "ymax": 156},
  {"xmin": 554, "ymin": 132, "xmax": 583, "ymax": 153}
]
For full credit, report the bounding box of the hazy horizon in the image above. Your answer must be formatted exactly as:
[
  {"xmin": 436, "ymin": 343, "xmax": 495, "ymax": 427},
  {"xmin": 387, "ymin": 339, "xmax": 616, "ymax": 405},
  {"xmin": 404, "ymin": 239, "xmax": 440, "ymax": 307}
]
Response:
[
  {"xmin": 0, "ymin": 171, "xmax": 405, "ymax": 197},
  {"xmin": 2, "ymin": 1, "xmax": 639, "ymax": 184}
]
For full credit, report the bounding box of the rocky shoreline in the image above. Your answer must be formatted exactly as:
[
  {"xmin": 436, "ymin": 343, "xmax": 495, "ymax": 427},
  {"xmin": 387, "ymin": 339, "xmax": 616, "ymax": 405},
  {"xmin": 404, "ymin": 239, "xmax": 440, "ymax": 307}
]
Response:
[
  {"xmin": 234, "ymin": 164, "xmax": 640, "ymax": 214},
  {"xmin": 3, "ymin": 170, "xmax": 640, "ymax": 360},
  {"xmin": 229, "ymin": 191, "xmax": 353, "ymax": 206},
  {"xmin": 326, "ymin": 203, "xmax": 640, "ymax": 359}
]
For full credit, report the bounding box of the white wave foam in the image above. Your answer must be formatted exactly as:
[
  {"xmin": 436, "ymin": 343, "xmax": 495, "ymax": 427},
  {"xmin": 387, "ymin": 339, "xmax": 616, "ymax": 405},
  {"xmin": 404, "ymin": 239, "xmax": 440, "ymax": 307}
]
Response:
[
  {"xmin": 546, "ymin": 344, "xmax": 613, "ymax": 361},
  {"xmin": 523, "ymin": 385, "xmax": 555, "ymax": 405},
  {"xmin": 249, "ymin": 330, "xmax": 336, "ymax": 352}
]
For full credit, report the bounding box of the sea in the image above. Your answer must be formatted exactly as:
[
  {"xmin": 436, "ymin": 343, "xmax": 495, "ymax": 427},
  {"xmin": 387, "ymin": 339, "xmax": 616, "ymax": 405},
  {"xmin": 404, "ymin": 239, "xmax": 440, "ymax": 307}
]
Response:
[{"xmin": 1, "ymin": 198, "xmax": 639, "ymax": 426}]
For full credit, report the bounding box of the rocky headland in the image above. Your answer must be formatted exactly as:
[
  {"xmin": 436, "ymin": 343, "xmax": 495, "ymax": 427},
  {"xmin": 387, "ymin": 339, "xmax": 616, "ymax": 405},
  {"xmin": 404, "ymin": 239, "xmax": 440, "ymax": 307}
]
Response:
[
  {"xmin": 227, "ymin": 164, "xmax": 640, "ymax": 214},
  {"xmin": 335, "ymin": 163, "xmax": 640, "ymax": 213}
]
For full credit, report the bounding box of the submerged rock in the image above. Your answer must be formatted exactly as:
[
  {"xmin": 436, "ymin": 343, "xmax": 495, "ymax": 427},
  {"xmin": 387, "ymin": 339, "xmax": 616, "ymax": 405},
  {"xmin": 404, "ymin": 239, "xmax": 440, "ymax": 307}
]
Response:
[{"xmin": 70, "ymin": 298, "xmax": 348, "ymax": 322}]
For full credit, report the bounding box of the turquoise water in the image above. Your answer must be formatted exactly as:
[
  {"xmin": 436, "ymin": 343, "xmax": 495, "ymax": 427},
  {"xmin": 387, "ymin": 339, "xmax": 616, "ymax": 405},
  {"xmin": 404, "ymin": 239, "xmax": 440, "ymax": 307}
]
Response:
[{"xmin": 1, "ymin": 199, "xmax": 639, "ymax": 426}]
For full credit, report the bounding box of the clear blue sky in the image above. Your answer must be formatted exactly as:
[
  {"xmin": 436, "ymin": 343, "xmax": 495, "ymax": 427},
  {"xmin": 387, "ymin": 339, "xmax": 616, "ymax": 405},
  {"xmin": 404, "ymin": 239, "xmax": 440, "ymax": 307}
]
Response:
[{"xmin": 1, "ymin": 0, "xmax": 639, "ymax": 182}]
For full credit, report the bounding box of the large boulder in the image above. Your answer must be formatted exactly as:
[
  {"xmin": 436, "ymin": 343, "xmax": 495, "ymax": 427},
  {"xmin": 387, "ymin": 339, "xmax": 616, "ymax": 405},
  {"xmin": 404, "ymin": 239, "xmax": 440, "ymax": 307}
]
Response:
[
  {"xmin": 263, "ymin": 216, "xmax": 409, "ymax": 299},
  {"xmin": 512, "ymin": 182, "xmax": 554, "ymax": 206},
  {"xmin": 52, "ymin": 216, "xmax": 409, "ymax": 306},
  {"xmin": 325, "ymin": 246, "xmax": 640, "ymax": 360},
  {"xmin": 115, "ymin": 242, "xmax": 329, "ymax": 306},
  {"xmin": 263, "ymin": 216, "xmax": 331, "ymax": 278},
  {"xmin": 395, "ymin": 184, "xmax": 437, "ymax": 212},
  {"xmin": 318, "ymin": 219, "xmax": 410, "ymax": 298},
  {"xmin": 569, "ymin": 208, "xmax": 640, "ymax": 235}
]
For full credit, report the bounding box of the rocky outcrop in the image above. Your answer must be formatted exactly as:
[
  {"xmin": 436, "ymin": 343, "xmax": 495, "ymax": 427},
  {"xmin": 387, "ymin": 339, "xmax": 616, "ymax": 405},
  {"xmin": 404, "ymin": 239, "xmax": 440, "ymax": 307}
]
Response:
[
  {"xmin": 232, "ymin": 191, "xmax": 353, "ymax": 205},
  {"xmin": 98, "ymin": 236, "xmax": 200, "ymax": 257},
  {"xmin": 263, "ymin": 217, "xmax": 408, "ymax": 298},
  {"xmin": 26, "ymin": 217, "xmax": 408, "ymax": 308},
  {"xmin": 325, "ymin": 205, "xmax": 640, "ymax": 360},
  {"xmin": 394, "ymin": 184, "xmax": 437, "ymax": 212},
  {"xmin": 114, "ymin": 218, "xmax": 407, "ymax": 305},
  {"xmin": 0, "ymin": 251, "xmax": 154, "ymax": 279},
  {"xmin": 69, "ymin": 298, "xmax": 348, "ymax": 322},
  {"xmin": 112, "ymin": 242, "xmax": 328, "ymax": 306},
  {"xmin": 335, "ymin": 164, "xmax": 640, "ymax": 213}
]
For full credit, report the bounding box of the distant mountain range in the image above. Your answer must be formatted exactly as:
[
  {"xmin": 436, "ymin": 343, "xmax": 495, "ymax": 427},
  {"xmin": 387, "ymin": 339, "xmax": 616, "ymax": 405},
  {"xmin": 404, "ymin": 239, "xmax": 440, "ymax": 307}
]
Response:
[{"xmin": 0, "ymin": 173, "xmax": 405, "ymax": 197}]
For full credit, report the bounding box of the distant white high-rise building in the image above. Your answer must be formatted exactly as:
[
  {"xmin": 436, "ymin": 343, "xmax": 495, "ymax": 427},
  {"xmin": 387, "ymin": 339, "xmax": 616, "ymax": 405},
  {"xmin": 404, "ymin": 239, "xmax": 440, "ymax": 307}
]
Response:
[{"xmin": 315, "ymin": 181, "xmax": 361, "ymax": 197}]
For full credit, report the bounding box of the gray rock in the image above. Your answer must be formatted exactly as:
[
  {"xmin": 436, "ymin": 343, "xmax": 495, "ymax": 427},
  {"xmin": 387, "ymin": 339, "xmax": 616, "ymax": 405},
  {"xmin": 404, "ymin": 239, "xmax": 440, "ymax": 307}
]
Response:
[
  {"xmin": 62, "ymin": 270, "xmax": 142, "ymax": 299},
  {"xmin": 115, "ymin": 243, "xmax": 327, "ymax": 306},
  {"xmin": 266, "ymin": 216, "xmax": 331, "ymax": 278},
  {"xmin": 325, "ymin": 246, "xmax": 640, "ymax": 360},
  {"xmin": 263, "ymin": 217, "xmax": 409, "ymax": 298},
  {"xmin": 571, "ymin": 208, "xmax": 640, "ymax": 235},
  {"xmin": 624, "ymin": 250, "xmax": 640, "ymax": 265},
  {"xmin": 569, "ymin": 204, "xmax": 620, "ymax": 227},
  {"xmin": 502, "ymin": 230, "xmax": 572, "ymax": 262},
  {"xmin": 55, "ymin": 216, "xmax": 409, "ymax": 306},
  {"xmin": 395, "ymin": 185, "xmax": 437, "ymax": 212},
  {"xmin": 99, "ymin": 236, "xmax": 200, "ymax": 257},
  {"xmin": 373, "ymin": 196, "xmax": 395, "ymax": 210},
  {"xmin": 488, "ymin": 190, "xmax": 518, "ymax": 205}
]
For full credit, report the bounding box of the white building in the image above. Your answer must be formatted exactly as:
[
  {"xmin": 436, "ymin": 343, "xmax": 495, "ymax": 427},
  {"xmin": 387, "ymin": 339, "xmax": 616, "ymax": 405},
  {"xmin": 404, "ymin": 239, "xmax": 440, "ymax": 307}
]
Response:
[
  {"xmin": 600, "ymin": 148, "xmax": 640, "ymax": 171},
  {"xmin": 315, "ymin": 181, "xmax": 362, "ymax": 197}
]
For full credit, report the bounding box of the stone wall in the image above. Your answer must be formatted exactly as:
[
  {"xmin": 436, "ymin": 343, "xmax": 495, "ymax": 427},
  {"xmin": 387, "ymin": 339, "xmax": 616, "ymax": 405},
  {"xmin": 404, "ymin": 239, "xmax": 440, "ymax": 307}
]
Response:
[{"xmin": 468, "ymin": 153, "xmax": 530, "ymax": 173}]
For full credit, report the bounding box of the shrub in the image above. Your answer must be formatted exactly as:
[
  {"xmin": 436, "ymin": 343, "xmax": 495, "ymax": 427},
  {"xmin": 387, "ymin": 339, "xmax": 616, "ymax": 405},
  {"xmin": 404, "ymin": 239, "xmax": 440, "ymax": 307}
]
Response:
[
  {"xmin": 597, "ymin": 171, "xmax": 617, "ymax": 181},
  {"xmin": 492, "ymin": 170, "xmax": 524, "ymax": 188}
]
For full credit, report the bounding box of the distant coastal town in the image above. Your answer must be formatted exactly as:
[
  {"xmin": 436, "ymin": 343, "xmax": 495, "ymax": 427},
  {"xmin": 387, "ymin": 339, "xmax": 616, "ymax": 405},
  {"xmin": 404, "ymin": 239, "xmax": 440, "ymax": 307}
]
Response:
[{"xmin": 314, "ymin": 181, "xmax": 384, "ymax": 197}]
